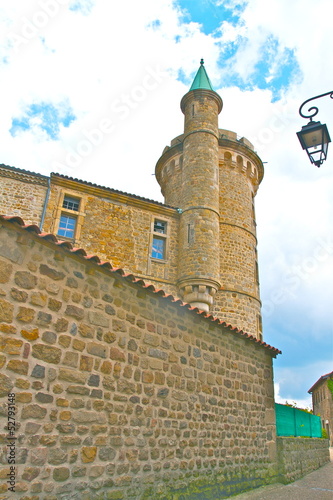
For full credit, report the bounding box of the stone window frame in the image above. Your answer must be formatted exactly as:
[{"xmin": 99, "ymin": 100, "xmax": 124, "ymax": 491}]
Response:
[
  {"xmin": 54, "ymin": 190, "xmax": 87, "ymax": 243},
  {"xmin": 149, "ymin": 217, "xmax": 169, "ymax": 263}
]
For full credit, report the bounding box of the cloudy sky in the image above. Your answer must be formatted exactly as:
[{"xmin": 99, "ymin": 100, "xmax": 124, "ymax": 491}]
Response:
[{"xmin": 0, "ymin": 0, "xmax": 332, "ymax": 408}]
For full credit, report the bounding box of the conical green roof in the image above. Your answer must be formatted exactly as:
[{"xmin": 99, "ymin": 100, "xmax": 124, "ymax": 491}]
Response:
[{"xmin": 189, "ymin": 59, "xmax": 214, "ymax": 91}]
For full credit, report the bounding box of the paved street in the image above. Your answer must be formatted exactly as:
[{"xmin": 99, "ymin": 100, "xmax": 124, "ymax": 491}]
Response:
[{"xmin": 233, "ymin": 449, "xmax": 333, "ymax": 499}]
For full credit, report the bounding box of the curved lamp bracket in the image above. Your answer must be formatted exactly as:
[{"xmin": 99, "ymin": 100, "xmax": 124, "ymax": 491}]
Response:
[{"xmin": 299, "ymin": 91, "xmax": 333, "ymax": 120}]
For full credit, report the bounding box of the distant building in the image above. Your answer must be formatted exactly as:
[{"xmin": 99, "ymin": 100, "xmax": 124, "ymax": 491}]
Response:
[{"xmin": 308, "ymin": 371, "xmax": 333, "ymax": 445}]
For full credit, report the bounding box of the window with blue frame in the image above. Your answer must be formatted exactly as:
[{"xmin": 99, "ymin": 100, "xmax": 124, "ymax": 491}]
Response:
[
  {"xmin": 152, "ymin": 236, "xmax": 166, "ymax": 259},
  {"xmin": 58, "ymin": 214, "xmax": 76, "ymax": 238},
  {"xmin": 151, "ymin": 219, "xmax": 167, "ymax": 259}
]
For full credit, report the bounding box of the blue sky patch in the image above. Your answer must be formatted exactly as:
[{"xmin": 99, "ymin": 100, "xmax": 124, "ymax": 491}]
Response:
[
  {"xmin": 176, "ymin": 0, "xmax": 244, "ymax": 35},
  {"xmin": 216, "ymin": 35, "xmax": 300, "ymax": 100},
  {"xmin": 69, "ymin": 0, "xmax": 95, "ymax": 15},
  {"xmin": 251, "ymin": 38, "xmax": 300, "ymax": 100},
  {"xmin": 10, "ymin": 102, "xmax": 76, "ymax": 140},
  {"xmin": 149, "ymin": 19, "xmax": 161, "ymax": 30}
]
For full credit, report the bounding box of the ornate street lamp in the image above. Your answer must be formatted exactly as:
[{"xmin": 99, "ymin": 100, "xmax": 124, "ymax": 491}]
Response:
[{"xmin": 296, "ymin": 91, "xmax": 333, "ymax": 167}]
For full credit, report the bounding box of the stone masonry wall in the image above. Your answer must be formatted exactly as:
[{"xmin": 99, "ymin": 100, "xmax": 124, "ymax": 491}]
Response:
[
  {"xmin": 0, "ymin": 218, "xmax": 279, "ymax": 499},
  {"xmin": 0, "ymin": 168, "xmax": 48, "ymax": 227},
  {"xmin": 276, "ymin": 437, "xmax": 330, "ymax": 483},
  {"xmin": 40, "ymin": 181, "xmax": 180, "ymax": 297}
]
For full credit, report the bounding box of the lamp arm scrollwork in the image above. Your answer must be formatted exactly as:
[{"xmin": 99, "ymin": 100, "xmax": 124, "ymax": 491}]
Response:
[{"xmin": 299, "ymin": 90, "xmax": 333, "ymax": 120}]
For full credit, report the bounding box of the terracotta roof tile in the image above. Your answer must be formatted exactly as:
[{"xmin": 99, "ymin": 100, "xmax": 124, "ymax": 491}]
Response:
[{"xmin": 0, "ymin": 214, "xmax": 281, "ymax": 356}]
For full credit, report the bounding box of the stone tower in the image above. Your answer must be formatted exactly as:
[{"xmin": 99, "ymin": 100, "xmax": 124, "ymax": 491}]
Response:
[{"xmin": 159, "ymin": 60, "xmax": 263, "ymax": 339}]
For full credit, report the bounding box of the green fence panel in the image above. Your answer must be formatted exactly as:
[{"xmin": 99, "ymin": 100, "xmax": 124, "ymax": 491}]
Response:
[
  {"xmin": 310, "ymin": 413, "xmax": 322, "ymax": 438},
  {"xmin": 275, "ymin": 403, "xmax": 295, "ymax": 437},
  {"xmin": 295, "ymin": 408, "xmax": 311, "ymax": 437},
  {"xmin": 275, "ymin": 403, "xmax": 322, "ymax": 438}
]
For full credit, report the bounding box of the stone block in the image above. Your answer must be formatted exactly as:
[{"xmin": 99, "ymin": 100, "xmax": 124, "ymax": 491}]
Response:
[
  {"xmin": 22, "ymin": 466, "xmax": 40, "ymax": 481},
  {"xmin": 63, "ymin": 351, "xmax": 79, "ymax": 368},
  {"xmin": 30, "ymin": 292, "xmax": 47, "ymax": 307},
  {"xmin": 21, "ymin": 404, "xmax": 47, "ymax": 419},
  {"xmin": 42, "ymin": 331, "xmax": 57, "ymax": 344},
  {"xmin": 14, "ymin": 271, "xmax": 37, "ymax": 289},
  {"xmin": 87, "ymin": 342, "xmax": 107, "ymax": 358},
  {"xmin": 32, "ymin": 344, "xmax": 62, "ymax": 364},
  {"xmin": 48, "ymin": 448, "xmax": 68, "ymax": 465},
  {"xmin": 17, "ymin": 306, "xmax": 35, "ymax": 323},
  {"xmin": 53, "ymin": 467, "xmax": 70, "ymax": 481},
  {"xmin": 31, "ymin": 364, "xmax": 45, "ymax": 378},
  {"xmin": 104, "ymin": 331, "xmax": 117, "ymax": 343},
  {"xmin": 100, "ymin": 360, "xmax": 112, "ymax": 374},
  {"xmin": 88, "ymin": 374, "xmax": 100, "ymax": 387},
  {"xmin": 0, "ymin": 336, "xmax": 23, "ymax": 354},
  {"xmin": 0, "ymin": 373, "xmax": 14, "ymax": 396},
  {"xmin": 0, "ymin": 298, "xmax": 14, "ymax": 322},
  {"xmin": 0, "ymin": 259, "xmax": 12, "ymax": 283},
  {"xmin": 0, "ymin": 323, "xmax": 16, "ymax": 334},
  {"xmin": 40, "ymin": 264, "xmax": 65, "ymax": 281},
  {"xmin": 11, "ymin": 287, "xmax": 28, "ymax": 302},
  {"xmin": 148, "ymin": 348, "xmax": 168, "ymax": 360},
  {"xmin": 21, "ymin": 328, "xmax": 39, "ymax": 341},
  {"xmin": 59, "ymin": 368, "xmax": 86, "ymax": 384},
  {"xmin": 78, "ymin": 323, "xmax": 94, "ymax": 338},
  {"xmin": 54, "ymin": 318, "xmax": 69, "ymax": 332},
  {"xmin": 48, "ymin": 298, "xmax": 62, "ymax": 311},
  {"xmin": 16, "ymin": 392, "xmax": 32, "ymax": 403},
  {"xmin": 7, "ymin": 359, "xmax": 29, "ymax": 375},
  {"xmin": 37, "ymin": 311, "xmax": 52, "ymax": 325},
  {"xmin": 65, "ymin": 305, "xmax": 84, "ymax": 320},
  {"xmin": 30, "ymin": 448, "xmax": 48, "ymax": 466},
  {"xmin": 88, "ymin": 311, "xmax": 109, "ymax": 327},
  {"xmin": 81, "ymin": 446, "xmax": 97, "ymax": 463},
  {"xmin": 36, "ymin": 392, "xmax": 54, "ymax": 403},
  {"xmin": 58, "ymin": 335, "xmax": 71, "ymax": 347},
  {"xmin": 110, "ymin": 347, "xmax": 125, "ymax": 362}
]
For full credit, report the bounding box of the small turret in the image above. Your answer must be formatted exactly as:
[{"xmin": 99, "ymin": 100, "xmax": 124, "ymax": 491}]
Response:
[{"xmin": 157, "ymin": 60, "xmax": 222, "ymax": 312}]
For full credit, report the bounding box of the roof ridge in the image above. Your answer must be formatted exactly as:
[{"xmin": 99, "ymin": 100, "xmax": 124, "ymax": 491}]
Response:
[{"xmin": 51, "ymin": 172, "xmax": 175, "ymax": 209}]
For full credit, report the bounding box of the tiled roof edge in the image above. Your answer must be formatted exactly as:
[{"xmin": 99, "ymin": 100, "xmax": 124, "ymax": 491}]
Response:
[
  {"xmin": 0, "ymin": 215, "xmax": 281, "ymax": 357},
  {"xmin": 308, "ymin": 370, "xmax": 333, "ymax": 393},
  {"xmin": 0, "ymin": 163, "xmax": 49, "ymax": 179},
  {"xmin": 51, "ymin": 173, "xmax": 176, "ymax": 209},
  {"xmin": 0, "ymin": 163, "xmax": 177, "ymax": 209}
]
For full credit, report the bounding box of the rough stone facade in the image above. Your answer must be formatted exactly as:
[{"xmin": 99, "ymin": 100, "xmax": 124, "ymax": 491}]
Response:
[
  {"xmin": 276, "ymin": 437, "xmax": 330, "ymax": 483},
  {"xmin": 0, "ymin": 165, "xmax": 48, "ymax": 227},
  {"xmin": 0, "ymin": 217, "xmax": 280, "ymax": 499}
]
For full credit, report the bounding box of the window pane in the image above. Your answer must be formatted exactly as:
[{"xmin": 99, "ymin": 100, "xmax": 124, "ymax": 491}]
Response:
[
  {"xmin": 154, "ymin": 220, "xmax": 167, "ymax": 234},
  {"xmin": 63, "ymin": 196, "xmax": 80, "ymax": 211},
  {"xmin": 58, "ymin": 215, "xmax": 76, "ymax": 238},
  {"xmin": 152, "ymin": 237, "xmax": 165, "ymax": 259}
]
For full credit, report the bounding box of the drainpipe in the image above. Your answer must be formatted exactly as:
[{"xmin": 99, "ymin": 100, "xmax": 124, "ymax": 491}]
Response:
[{"xmin": 40, "ymin": 175, "xmax": 51, "ymax": 231}]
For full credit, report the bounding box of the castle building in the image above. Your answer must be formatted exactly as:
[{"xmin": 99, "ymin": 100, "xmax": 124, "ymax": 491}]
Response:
[
  {"xmin": 0, "ymin": 61, "xmax": 264, "ymax": 339},
  {"xmin": 0, "ymin": 62, "xmax": 330, "ymax": 499}
]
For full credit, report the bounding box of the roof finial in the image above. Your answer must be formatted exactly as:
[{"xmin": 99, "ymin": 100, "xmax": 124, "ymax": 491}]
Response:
[{"xmin": 200, "ymin": 58, "xmax": 204, "ymax": 65}]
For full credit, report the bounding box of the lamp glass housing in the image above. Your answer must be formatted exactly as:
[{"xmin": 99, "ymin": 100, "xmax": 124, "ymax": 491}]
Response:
[{"xmin": 297, "ymin": 120, "xmax": 331, "ymax": 167}]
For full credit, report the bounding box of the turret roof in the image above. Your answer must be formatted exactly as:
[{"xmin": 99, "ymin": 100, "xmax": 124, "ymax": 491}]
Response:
[{"xmin": 189, "ymin": 59, "xmax": 214, "ymax": 91}]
